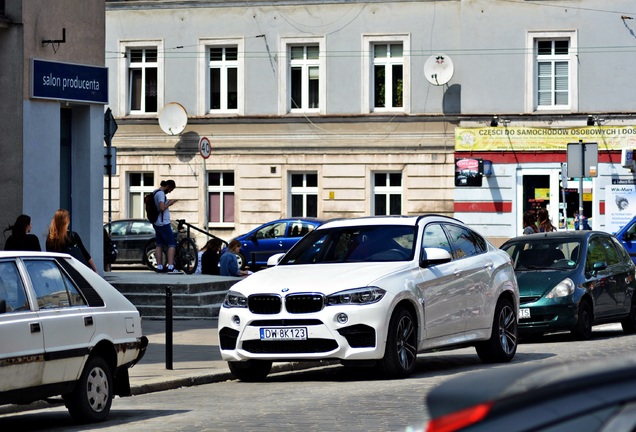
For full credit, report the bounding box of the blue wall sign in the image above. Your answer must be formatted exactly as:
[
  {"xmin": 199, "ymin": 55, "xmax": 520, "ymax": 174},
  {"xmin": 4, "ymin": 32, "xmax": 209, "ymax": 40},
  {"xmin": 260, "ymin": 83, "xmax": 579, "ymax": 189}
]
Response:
[{"xmin": 31, "ymin": 59, "xmax": 108, "ymax": 104}]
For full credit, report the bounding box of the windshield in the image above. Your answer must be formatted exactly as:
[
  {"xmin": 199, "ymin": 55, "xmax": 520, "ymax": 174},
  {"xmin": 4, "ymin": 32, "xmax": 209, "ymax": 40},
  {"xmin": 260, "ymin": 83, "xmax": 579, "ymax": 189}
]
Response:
[
  {"xmin": 502, "ymin": 239, "xmax": 581, "ymax": 270},
  {"xmin": 280, "ymin": 225, "xmax": 416, "ymax": 265}
]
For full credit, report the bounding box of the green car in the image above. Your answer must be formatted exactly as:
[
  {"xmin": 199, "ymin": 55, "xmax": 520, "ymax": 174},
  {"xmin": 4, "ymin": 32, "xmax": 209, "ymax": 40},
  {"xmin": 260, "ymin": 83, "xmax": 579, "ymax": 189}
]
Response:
[{"xmin": 501, "ymin": 230, "xmax": 636, "ymax": 339}]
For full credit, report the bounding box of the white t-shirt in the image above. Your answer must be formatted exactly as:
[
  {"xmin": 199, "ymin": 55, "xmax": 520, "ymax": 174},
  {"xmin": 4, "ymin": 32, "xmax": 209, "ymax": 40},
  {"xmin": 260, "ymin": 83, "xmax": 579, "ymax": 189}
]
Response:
[{"xmin": 154, "ymin": 189, "xmax": 171, "ymax": 226}]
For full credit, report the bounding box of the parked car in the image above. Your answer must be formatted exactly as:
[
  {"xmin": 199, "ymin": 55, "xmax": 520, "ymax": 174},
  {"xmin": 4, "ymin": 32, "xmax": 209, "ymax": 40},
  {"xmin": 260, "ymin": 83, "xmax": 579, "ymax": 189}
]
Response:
[
  {"xmin": 500, "ymin": 231, "xmax": 636, "ymax": 339},
  {"xmin": 228, "ymin": 218, "xmax": 325, "ymax": 269},
  {"xmin": 104, "ymin": 219, "xmax": 190, "ymax": 270},
  {"xmin": 424, "ymin": 354, "xmax": 636, "ymax": 432},
  {"xmin": 218, "ymin": 215, "xmax": 519, "ymax": 381},
  {"xmin": 613, "ymin": 215, "xmax": 636, "ymax": 263},
  {"xmin": 0, "ymin": 251, "xmax": 148, "ymax": 423}
]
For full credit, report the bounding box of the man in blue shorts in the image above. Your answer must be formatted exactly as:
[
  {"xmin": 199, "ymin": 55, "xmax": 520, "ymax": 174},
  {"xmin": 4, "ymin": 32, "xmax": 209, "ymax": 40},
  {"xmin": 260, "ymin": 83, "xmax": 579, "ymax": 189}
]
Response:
[{"xmin": 153, "ymin": 179, "xmax": 181, "ymax": 273}]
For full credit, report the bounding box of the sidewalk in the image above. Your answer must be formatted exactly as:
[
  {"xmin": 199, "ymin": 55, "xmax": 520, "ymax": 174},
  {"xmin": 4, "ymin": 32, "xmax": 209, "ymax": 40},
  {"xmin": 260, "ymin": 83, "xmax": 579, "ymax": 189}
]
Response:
[
  {"xmin": 130, "ymin": 318, "xmax": 328, "ymax": 394},
  {"xmin": 129, "ymin": 318, "xmax": 232, "ymax": 394}
]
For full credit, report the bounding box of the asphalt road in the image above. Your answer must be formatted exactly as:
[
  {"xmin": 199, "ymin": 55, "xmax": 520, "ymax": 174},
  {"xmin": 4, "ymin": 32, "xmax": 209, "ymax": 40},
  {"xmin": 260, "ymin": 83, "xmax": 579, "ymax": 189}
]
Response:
[{"xmin": 1, "ymin": 323, "xmax": 633, "ymax": 432}]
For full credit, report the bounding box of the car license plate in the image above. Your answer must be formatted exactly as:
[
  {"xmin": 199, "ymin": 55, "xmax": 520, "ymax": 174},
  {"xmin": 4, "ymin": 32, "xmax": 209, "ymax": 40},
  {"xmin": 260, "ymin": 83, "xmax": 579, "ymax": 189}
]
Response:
[
  {"xmin": 260, "ymin": 327, "xmax": 307, "ymax": 341},
  {"xmin": 519, "ymin": 308, "xmax": 531, "ymax": 319}
]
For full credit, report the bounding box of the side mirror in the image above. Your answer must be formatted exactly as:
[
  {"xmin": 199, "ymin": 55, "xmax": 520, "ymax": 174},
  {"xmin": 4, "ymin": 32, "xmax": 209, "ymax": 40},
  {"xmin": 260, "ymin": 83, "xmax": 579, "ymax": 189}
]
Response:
[
  {"xmin": 420, "ymin": 247, "xmax": 453, "ymax": 268},
  {"xmin": 267, "ymin": 253, "xmax": 286, "ymax": 267}
]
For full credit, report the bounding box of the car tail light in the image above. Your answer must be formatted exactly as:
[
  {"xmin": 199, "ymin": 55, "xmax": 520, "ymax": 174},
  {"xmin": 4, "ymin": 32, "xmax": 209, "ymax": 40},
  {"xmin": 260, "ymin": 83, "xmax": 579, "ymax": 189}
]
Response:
[{"xmin": 425, "ymin": 402, "xmax": 493, "ymax": 432}]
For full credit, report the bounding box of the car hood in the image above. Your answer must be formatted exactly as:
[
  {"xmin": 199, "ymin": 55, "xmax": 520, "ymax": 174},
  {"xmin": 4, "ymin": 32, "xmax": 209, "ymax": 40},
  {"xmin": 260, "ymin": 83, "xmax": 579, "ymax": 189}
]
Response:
[
  {"xmin": 515, "ymin": 269, "xmax": 576, "ymax": 296},
  {"xmin": 231, "ymin": 262, "xmax": 411, "ymax": 295}
]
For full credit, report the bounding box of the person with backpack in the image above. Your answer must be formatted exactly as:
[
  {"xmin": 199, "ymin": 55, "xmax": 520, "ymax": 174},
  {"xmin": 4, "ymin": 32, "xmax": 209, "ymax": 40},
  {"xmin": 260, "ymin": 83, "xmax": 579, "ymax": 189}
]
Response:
[{"xmin": 149, "ymin": 179, "xmax": 181, "ymax": 273}]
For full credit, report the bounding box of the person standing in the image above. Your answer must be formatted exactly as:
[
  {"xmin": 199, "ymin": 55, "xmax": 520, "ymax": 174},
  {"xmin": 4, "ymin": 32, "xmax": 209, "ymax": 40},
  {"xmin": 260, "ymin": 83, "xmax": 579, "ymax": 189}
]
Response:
[
  {"xmin": 522, "ymin": 211, "xmax": 538, "ymax": 235},
  {"xmin": 153, "ymin": 179, "xmax": 181, "ymax": 273},
  {"xmin": 574, "ymin": 210, "xmax": 591, "ymax": 230},
  {"xmin": 4, "ymin": 214, "xmax": 41, "ymax": 251},
  {"xmin": 220, "ymin": 239, "xmax": 250, "ymax": 277},
  {"xmin": 537, "ymin": 208, "xmax": 557, "ymax": 232},
  {"xmin": 45, "ymin": 209, "xmax": 97, "ymax": 272}
]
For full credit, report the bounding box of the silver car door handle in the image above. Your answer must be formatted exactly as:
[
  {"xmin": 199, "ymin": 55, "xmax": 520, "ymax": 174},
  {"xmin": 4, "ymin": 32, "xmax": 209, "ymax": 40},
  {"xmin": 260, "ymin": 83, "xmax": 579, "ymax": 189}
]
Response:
[
  {"xmin": 84, "ymin": 316, "xmax": 94, "ymax": 326},
  {"xmin": 454, "ymin": 269, "xmax": 461, "ymax": 277},
  {"xmin": 30, "ymin": 322, "xmax": 41, "ymax": 333},
  {"xmin": 485, "ymin": 261, "xmax": 494, "ymax": 269}
]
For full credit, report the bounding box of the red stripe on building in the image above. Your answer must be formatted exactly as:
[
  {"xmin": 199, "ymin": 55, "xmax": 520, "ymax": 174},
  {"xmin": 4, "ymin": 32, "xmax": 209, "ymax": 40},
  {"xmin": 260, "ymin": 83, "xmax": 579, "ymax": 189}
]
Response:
[
  {"xmin": 455, "ymin": 201, "xmax": 513, "ymax": 213},
  {"xmin": 454, "ymin": 151, "xmax": 619, "ymax": 164}
]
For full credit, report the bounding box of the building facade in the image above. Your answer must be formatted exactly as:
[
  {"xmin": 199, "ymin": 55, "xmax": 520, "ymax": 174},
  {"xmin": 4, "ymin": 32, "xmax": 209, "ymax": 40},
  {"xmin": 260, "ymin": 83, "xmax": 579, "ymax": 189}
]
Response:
[
  {"xmin": 105, "ymin": 0, "xmax": 636, "ymax": 246},
  {"xmin": 0, "ymin": 0, "xmax": 107, "ymax": 266}
]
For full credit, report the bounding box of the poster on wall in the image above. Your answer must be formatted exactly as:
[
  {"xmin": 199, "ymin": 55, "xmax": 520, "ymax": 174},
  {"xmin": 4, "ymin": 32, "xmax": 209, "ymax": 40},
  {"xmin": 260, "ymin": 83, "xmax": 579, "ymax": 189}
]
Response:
[
  {"xmin": 606, "ymin": 179, "xmax": 636, "ymax": 233},
  {"xmin": 455, "ymin": 158, "xmax": 483, "ymax": 187}
]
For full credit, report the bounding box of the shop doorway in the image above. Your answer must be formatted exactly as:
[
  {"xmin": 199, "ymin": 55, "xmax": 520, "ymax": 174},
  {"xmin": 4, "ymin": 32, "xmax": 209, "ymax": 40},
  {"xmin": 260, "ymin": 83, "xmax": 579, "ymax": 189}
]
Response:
[{"xmin": 518, "ymin": 168, "xmax": 593, "ymax": 233}]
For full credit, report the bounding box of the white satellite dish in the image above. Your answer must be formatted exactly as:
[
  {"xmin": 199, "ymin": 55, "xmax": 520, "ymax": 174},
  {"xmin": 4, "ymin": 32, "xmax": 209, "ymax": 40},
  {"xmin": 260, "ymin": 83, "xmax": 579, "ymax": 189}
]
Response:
[
  {"xmin": 158, "ymin": 102, "xmax": 188, "ymax": 135},
  {"xmin": 424, "ymin": 54, "xmax": 454, "ymax": 86}
]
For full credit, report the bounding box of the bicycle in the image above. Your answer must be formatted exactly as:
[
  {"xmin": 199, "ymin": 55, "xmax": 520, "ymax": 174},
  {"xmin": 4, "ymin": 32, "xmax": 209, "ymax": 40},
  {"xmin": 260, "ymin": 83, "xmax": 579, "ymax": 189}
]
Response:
[
  {"xmin": 145, "ymin": 219, "xmax": 226, "ymax": 274},
  {"xmin": 145, "ymin": 220, "xmax": 199, "ymax": 274}
]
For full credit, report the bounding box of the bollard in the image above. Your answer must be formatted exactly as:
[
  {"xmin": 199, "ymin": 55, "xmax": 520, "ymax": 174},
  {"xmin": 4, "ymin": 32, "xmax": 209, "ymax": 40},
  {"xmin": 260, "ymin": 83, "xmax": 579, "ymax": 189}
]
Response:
[
  {"xmin": 251, "ymin": 252, "xmax": 256, "ymax": 271},
  {"xmin": 166, "ymin": 286, "xmax": 173, "ymax": 370}
]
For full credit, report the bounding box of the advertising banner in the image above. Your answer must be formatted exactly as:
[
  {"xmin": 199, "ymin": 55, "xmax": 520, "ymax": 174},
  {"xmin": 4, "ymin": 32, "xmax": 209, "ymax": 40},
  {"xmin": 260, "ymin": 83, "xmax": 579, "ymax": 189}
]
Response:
[
  {"xmin": 606, "ymin": 179, "xmax": 636, "ymax": 233},
  {"xmin": 456, "ymin": 126, "xmax": 636, "ymax": 151}
]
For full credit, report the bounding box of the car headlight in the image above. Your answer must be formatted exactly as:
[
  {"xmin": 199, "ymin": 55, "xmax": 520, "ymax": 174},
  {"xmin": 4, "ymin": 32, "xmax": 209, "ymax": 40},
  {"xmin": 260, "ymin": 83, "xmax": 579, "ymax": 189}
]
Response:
[
  {"xmin": 223, "ymin": 290, "xmax": 247, "ymax": 308},
  {"xmin": 545, "ymin": 278, "xmax": 575, "ymax": 299},
  {"xmin": 326, "ymin": 287, "xmax": 386, "ymax": 305}
]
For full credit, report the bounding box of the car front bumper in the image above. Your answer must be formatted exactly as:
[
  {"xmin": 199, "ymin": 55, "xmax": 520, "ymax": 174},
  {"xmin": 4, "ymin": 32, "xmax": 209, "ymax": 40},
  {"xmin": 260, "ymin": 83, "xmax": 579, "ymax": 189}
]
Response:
[
  {"xmin": 218, "ymin": 302, "xmax": 390, "ymax": 363},
  {"xmin": 518, "ymin": 299, "xmax": 578, "ymax": 334}
]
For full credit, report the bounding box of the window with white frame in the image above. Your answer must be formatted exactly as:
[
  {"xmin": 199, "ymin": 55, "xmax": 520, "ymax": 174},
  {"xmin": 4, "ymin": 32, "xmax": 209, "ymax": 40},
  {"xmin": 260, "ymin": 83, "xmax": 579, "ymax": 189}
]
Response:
[
  {"xmin": 290, "ymin": 45, "xmax": 320, "ymax": 110},
  {"xmin": 373, "ymin": 172, "xmax": 402, "ymax": 216},
  {"xmin": 362, "ymin": 35, "xmax": 410, "ymax": 114},
  {"xmin": 373, "ymin": 43, "xmax": 403, "ymax": 109},
  {"xmin": 289, "ymin": 173, "xmax": 318, "ymax": 218},
  {"xmin": 208, "ymin": 172, "xmax": 235, "ymax": 224},
  {"xmin": 526, "ymin": 31, "xmax": 577, "ymax": 112},
  {"xmin": 129, "ymin": 173, "xmax": 155, "ymax": 219},
  {"xmin": 209, "ymin": 46, "xmax": 238, "ymax": 112},
  {"xmin": 128, "ymin": 48, "xmax": 158, "ymax": 113}
]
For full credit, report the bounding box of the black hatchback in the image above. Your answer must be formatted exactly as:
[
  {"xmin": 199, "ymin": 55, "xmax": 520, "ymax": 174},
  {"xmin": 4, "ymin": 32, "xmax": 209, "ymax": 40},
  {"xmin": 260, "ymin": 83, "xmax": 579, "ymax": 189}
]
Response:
[{"xmin": 104, "ymin": 219, "xmax": 181, "ymax": 268}]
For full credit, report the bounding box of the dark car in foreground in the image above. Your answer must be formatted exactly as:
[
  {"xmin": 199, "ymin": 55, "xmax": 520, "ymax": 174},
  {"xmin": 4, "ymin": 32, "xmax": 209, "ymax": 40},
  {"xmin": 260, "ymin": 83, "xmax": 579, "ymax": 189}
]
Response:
[
  {"xmin": 424, "ymin": 355, "xmax": 636, "ymax": 432},
  {"xmin": 613, "ymin": 215, "xmax": 636, "ymax": 263},
  {"xmin": 500, "ymin": 231, "xmax": 636, "ymax": 339},
  {"xmin": 229, "ymin": 218, "xmax": 325, "ymax": 269}
]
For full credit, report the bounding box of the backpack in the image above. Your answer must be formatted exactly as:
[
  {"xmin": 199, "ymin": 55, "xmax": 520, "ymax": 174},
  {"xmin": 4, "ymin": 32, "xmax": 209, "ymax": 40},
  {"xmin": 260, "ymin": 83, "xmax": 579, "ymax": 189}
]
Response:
[{"xmin": 144, "ymin": 189, "xmax": 160, "ymax": 223}]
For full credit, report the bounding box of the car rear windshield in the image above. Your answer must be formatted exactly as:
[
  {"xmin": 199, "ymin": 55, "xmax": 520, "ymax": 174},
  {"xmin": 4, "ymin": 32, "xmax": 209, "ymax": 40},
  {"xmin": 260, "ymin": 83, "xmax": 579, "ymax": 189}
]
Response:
[
  {"xmin": 502, "ymin": 240, "xmax": 581, "ymax": 270},
  {"xmin": 280, "ymin": 225, "xmax": 416, "ymax": 265}
]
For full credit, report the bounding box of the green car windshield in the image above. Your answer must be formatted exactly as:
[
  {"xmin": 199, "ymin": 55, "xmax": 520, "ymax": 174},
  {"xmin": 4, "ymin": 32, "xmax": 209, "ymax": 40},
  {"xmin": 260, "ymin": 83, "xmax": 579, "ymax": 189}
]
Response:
[
  {"xmin": 503, "ymin": 240, "xmax": 581, "ymax": 270},
  {"xmin": 280, "ymin": 225, "xmax": 416, "ymax": 265}
]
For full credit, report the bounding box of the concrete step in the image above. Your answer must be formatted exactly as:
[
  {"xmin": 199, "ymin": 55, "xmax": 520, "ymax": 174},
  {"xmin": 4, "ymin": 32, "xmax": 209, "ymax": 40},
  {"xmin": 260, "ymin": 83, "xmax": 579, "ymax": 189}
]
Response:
[
  {"xmin": 124, "ymin": 291, "xmax": 228, "ymax": 307},
  {"xmin": 105, "ymin": 272, "xmax": 240, "ymax": 319}
]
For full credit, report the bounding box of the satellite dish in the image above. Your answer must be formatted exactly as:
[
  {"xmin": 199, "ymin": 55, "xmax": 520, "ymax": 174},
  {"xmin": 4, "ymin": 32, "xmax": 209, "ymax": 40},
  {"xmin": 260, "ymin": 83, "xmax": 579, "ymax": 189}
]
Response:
[
  {"xmin": 424, "ymin": 54, "xmax": 454, "ymax": 86},
  {"xmin": 158, "ymin": 102, "xmax": 188, "ymax": 135}
]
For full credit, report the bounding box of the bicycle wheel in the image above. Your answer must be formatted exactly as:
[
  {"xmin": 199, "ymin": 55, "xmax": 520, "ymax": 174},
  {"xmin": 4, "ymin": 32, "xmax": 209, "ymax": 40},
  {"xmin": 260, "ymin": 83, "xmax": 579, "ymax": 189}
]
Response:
[{"xmin": 177, "ymin": 238, "xmax": 198, "ymax": 274}]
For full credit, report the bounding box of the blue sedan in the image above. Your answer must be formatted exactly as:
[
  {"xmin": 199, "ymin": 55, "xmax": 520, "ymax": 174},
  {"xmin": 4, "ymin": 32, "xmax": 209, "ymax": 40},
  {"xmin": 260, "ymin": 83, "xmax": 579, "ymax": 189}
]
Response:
[
  {"xmin": 613, "ymin": 215, "xmax": 636, "ymax": 264},
  {"xmin": 229, "ymin": 218, "xmax": 325, "ymax": 270}
]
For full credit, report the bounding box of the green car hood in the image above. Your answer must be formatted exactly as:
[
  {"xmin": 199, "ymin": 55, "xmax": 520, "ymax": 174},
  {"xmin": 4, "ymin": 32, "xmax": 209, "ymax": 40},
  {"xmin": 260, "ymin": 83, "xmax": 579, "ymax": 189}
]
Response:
[{"xmin": 515, "ymin": 270, "xmax": 577, "ymax": 297}]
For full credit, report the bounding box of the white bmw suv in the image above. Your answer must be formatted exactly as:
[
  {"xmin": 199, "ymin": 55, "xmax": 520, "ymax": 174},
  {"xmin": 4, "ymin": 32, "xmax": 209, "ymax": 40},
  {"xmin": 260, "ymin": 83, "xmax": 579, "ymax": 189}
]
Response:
[
  {"xmin": 0, "ymin": 251, "xmax": 147, "ymax": 423},
  {"xmin": 218, "ymin": 215, "xmax": 519, "ymax": 381}
]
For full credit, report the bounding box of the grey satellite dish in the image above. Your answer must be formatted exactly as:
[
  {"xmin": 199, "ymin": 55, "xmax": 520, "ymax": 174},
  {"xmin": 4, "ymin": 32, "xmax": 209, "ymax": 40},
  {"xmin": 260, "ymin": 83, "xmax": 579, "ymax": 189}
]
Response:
[
  {"xmin": 424, "ymin": 54, "xmax": 454, "ymax": 86},
  {"xmin": 158, "ymin": 102, "xmax": 188, "ymax": 135}
]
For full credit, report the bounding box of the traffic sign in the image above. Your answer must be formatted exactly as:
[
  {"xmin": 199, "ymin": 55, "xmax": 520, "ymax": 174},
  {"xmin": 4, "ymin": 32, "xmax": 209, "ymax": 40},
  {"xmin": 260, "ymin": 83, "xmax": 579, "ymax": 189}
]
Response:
[{"xmin": 199, "ymin": 136, "xmax": 211, "ymax": 159}]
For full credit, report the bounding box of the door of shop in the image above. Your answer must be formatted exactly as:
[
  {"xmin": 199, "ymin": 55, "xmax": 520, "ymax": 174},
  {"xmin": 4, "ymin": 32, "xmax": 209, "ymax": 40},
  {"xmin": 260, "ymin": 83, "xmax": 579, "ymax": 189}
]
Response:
[{"xmin": 517, "ymin": 168, "xmax": 566, "ymax": 234}]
